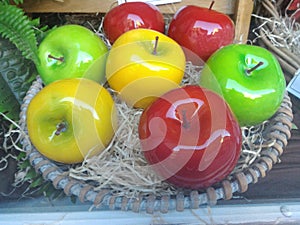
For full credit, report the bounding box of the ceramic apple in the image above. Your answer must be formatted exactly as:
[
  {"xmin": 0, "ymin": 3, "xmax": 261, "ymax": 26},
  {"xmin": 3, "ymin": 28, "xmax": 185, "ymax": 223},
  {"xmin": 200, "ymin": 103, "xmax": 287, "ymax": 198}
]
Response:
[
  {"xmin": 199, "ymin": 44, "xmax": 286, "ymax": 127},
  {"xmin": 26, "ymin": 78, "xmax": 117, "ymax": 164},
  {"xmin": 37, "ymin": 24, "xmax": 108, "ymax": 85},
  {"xmin": 139, "ymin": 85, "xmax": 242, "ymax": 189},
  {"xmin": 106, "ymin": 28, "xmax": 186, "ymax": 108},
  {"xmin": 103, "ymin": 1, "xmax": 165, "ymax": 44},
  {"xmin": 167, "ymin": 4, "xmax": 235, "ymax": 62}
]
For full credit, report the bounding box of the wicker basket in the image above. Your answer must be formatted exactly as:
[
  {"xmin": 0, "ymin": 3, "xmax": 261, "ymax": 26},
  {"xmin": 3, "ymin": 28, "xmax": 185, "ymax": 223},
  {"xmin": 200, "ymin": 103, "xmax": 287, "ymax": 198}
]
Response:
[
  {"xmin": 19, "ymin": 74, "xmax": 293, "ymax": 213},
  {"xmin": 253, "ymin": 0, "xmax": 300, "ymax": 81}
]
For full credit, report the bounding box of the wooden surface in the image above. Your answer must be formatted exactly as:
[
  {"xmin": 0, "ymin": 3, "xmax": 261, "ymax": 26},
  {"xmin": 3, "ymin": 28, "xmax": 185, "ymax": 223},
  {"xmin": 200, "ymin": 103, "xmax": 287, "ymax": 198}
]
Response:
[
  {"xmin": 20, "ymin": 0, "xmax": 253, "ymax": 43},
  {"xmin": 21, "ymin": 0, "xmax": 237, "ymax": 14},
  {"xmin": 234, "ymin": 0, "xmax": 254, "ymax": 43}
]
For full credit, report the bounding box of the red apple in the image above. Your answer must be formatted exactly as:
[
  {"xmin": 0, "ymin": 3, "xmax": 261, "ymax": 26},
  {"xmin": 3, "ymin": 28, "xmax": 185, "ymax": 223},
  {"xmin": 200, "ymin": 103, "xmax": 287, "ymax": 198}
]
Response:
[
  {"xmin": 138, "ymin": 85, "xmax": 242, "ymax": 189},
  {"xmin": 103, "ymin": 2, "xmax": 165, "ymax": 44},
  {"xmin": 167, "ymin": 3, "xmax": 235, "ymax": 61}
]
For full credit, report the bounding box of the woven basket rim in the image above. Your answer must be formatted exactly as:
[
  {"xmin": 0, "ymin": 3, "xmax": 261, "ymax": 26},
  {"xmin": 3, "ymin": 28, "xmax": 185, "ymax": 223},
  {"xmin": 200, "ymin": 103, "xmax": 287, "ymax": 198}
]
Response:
[{"xmin": 19, "ymin": 76, "xmax": 293, "ymax": 213}]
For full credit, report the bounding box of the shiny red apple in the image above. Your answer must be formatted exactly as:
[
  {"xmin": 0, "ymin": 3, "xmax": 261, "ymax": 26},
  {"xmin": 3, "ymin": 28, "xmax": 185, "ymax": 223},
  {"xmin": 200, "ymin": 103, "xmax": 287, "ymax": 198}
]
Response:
[
  {"xmin": 103, "ymin": 2, "xmax": 165, "ymax": 44},
  {"xmin": 138, "ymin": 85, "xmax": 242, "ymax": 189},
  {"xmin": 167, "ymin": 4, "xmax": 235, "ymax": 61}
]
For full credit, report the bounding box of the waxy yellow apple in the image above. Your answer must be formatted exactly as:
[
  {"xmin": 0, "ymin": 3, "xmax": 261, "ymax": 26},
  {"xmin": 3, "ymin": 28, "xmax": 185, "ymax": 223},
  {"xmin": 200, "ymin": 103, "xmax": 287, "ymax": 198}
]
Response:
[
  {"xmin": 106, "ymin": 28, "xmax": 186, "ymax": 108},
  {"xmin": 26, "ymin": 78, "xmax": 117, "ymax": 164}
]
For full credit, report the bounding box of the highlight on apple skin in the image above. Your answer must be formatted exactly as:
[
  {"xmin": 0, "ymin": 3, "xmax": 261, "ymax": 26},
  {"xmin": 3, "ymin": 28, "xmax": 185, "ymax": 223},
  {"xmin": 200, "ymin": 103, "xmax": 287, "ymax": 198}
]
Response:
[
  {"xmin": 105, "ymin": 28, "xmax": 186, "ymax": 109},
  {"xmin": 37, "ymin": 24, "xmax": 109, "ymax": 85},
  {"xmin": 167, "ymin": 4, "xmax": 235, "ymax": 62},
  {"xmin": 103, "ymin": 1, "xmax": 165, "ymax": 44},
  {"xmin": 199, "ymin": 43, "xmax": 286, "ymax": 127},
  {"xmin": 26, "ymin": 78, "xmax": 118, "ymax": 164},
  {"xmin": 138, "ymin": 85, "xmax": 242, "ymax": 189}
]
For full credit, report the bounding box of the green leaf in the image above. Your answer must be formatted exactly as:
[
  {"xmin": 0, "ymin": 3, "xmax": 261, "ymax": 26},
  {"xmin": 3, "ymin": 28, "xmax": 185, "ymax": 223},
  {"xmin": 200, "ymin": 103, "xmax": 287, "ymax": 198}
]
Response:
[
  {"xmin": 0, "ymin": 36, "xmax": 37, "ymax": 121},
  {"xmin": 0, "ymin": 0, "xmax": 23, "ymax": 4},
  {"xmin": 0, "ymin": 79, "xmax": 20, "ymax": 120},
  {"xmin": 29, "ymin": 176, "xmax": 44, "ymax": 188},
  {"xmin": 16, "ymin": 151, "xmax": 26, "ymax": 161},
  {"xmin": 13, "ymin": 0, "xmax": 24, "ymax": 4},
  {"xmin": 0, "ymin": 4, "xmax": 39, "ymax": 65},
  {"xmin": 25, "ymin": 167, "xmax": 39, "ymax": 180},
  {"xmin": 18, "ymin": 159, "xmax": 30, "ymax": 169}
]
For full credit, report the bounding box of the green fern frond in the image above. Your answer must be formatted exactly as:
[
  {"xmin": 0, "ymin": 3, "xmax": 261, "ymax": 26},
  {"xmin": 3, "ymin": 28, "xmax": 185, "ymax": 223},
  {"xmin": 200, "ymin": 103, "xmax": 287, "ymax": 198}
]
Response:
[
  {"xmin": 13, "ymin": 0, "xmax": 24, "ymax": 4},
  {"xmin": 0, "ymin": 4, "xmax": 39, "ymax": 66},
  {"xmin": 0, "ymin": 0, "xmax": 23, "ymax": 4}
]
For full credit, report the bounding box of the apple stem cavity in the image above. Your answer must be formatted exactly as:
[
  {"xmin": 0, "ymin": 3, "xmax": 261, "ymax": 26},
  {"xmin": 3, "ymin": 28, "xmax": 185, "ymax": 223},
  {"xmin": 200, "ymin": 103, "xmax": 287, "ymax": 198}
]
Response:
[
  {"xmin": 209, "ymin": 1, "xmax": 215, "ymax": 10},
  {"xmin": 246, "ymin": 61, "xmax": 264, "ymax": 75},
  {"xmin": 48, "ymin": 54, "xmax": 64, "ymax": 62},
  {"xmin": 152, "ymin": 36, "xmax": 159, "ymax": 55},
  {"xmin": 55, "ymin": 121, "xmax": 67, "ymax": 136}
]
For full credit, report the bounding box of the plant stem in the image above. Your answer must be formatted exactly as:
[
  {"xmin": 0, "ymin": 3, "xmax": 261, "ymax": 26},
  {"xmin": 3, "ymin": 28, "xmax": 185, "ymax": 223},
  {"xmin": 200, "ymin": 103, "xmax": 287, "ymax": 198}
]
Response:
[
  {"xmin": 209, "ymin": 1, "xmax": 215, "ymax": 10},
  {"xmin": 246, "ymin": 61, "xmax": 264, "ymax": 75},
  {"xmin": 152, "ymin": 36, "xmax": 159, "ymax": 55},
  {"xmin": 48, "ymin": 54, "xmax": 64, "ymax": 62}
]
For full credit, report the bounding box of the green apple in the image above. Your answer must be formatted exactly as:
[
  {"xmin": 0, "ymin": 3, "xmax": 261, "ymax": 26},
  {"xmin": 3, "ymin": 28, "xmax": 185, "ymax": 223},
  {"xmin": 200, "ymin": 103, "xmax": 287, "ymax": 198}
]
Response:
[
  {"xmin": 26, "ymin": 78, "xmax": 117, "ymax": 164},
  {"xmin": 106, "ymin": 28, "xmax": 186, "ymax": 108},
  {"xmin": 199, "ymin": 44, "xmax": 286, "ymax": 127},
  {"xmin": 37, "ymin": 25, "xmax": 108, "ymax": 85}
]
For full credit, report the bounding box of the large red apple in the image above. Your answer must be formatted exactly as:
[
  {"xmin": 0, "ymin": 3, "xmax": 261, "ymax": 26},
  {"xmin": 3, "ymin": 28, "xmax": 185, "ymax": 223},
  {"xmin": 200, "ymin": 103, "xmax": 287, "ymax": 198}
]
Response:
[
  {"xmin": 103, "ymin": 2, "xmax": 165, "ymax": 44},
  {"xmin": 138, "ymin": 85, "xmax": 242, "ymax": 189},
  {"xmin": 167, "ymin": 4, "xmax": 235, "ymax": 61}
]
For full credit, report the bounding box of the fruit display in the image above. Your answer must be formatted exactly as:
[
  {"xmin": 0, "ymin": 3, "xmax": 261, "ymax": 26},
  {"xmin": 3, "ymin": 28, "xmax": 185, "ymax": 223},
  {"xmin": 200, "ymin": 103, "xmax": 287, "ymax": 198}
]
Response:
[
  {"xmin": 9, "ymin": 1, "xmax": 293, "ymax": 210},
  {"xmin": 26, "ymin": 3, "xmax": 286, "ymax": 184}
]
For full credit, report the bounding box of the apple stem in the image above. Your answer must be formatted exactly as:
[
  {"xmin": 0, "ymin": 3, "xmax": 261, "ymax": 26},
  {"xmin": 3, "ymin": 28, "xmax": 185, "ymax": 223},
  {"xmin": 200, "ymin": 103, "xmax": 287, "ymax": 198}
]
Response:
[
  {"xmin": 55, "ymin": 122, "xmax": 67, "ymax": 136},
  {"xmin": 152, "ymin": 36, "xmax": 159, "ymax": 55},
  {"xmin": 48, "ymin": 54, "xmax": 64, "ymax": 62},
  {"xmin": 182, "ymin": 110, "xmax": 190, "ymax": 129},
  {"xmin": 209, "ymin": 1, "xmax": 215, "ymax": 10},
  {"xmin": 246, "ymin": 61, "xmax": 264, "ymax": 75}
]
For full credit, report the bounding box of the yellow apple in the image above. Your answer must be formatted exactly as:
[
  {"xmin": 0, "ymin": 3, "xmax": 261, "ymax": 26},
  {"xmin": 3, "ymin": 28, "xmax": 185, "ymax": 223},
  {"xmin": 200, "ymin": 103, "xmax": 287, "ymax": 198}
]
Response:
[
  {"xmin": 106, "ymin": 28, "xmax": 186, "ymax": 108},
  {"xmin": 26, "ymin": 78, "xmax": 117, "ymax": 164}
]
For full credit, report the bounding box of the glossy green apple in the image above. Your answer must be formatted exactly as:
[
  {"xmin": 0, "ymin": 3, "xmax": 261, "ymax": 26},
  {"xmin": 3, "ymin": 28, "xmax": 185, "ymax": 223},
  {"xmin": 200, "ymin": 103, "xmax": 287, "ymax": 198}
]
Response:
[
  {"xmin": 37, "ymin": 25, "xmax": 108, "ymax": 85},
  {"xmin": 199, "ymin": 44, "xmax": 286, "ymax": 127},
  {"xmin": 26, "ymin": 78, "xmax": 117, "ymax": 164}
]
